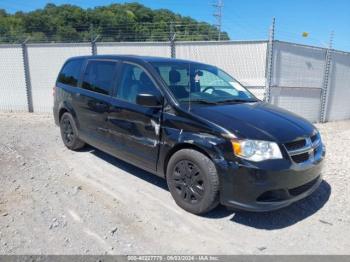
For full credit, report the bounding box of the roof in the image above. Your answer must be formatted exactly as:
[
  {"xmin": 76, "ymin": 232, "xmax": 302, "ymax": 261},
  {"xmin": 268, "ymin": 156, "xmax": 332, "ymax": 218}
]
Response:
[{"xmin": 69, "ymin": 54, "xmax": 208, "ymax": 65}]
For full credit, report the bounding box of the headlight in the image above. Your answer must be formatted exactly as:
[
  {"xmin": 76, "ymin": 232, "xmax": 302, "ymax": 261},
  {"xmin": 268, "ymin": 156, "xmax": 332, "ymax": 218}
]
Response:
[{"xmin": 231, "ymin": 139, "xmax": 282, "ymax": 162}]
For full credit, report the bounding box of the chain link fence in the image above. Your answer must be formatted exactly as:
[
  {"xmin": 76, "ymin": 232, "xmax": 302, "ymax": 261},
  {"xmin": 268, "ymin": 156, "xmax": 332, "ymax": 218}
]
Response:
[
  {"xmin": 0, "ymin": 40, "xmax": 349, "ymax": 122},
  {"xmin": 0, "ymin": 45, "xmax": 28, "ymax": 112},
  {"xmin": 326, "ymin": 51, "xmax": 350, "ymax": 121},
  {"xmin": 96, "ymin": 42, "xmax": 170, "ymax": 57},
  {"xmin": 27, "ymin": 43, "xmax": 92, "ymax": 112},
  {"xmin": 270, "ymin": 41, "xmax": 326, "ymax": 122},
  {"xmin": 175, "ymin": 41, "xmax": 267, "ymax": 100}
]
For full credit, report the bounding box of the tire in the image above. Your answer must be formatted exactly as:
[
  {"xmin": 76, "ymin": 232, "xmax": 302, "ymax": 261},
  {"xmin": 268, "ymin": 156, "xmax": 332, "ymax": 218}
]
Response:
[
  {"xmin": 166, "ymin": 149, "xmax": 220, "ymax": 215},
  {"xmin": 59, "ymin": 112, "xmax": 85, "ymax": 150}
]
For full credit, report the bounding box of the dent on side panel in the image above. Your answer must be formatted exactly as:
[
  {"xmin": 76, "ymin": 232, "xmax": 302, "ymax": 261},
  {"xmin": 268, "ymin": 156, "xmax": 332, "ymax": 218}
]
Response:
[{"xmin": 157, "ymin": 111, "xmax": 233, "ymax": 177}]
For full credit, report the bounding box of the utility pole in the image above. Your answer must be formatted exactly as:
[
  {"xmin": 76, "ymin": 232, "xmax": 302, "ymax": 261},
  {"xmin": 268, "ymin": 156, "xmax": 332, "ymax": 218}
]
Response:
[
  {"xmin": 265, "ymin": 17, "xmax": 276, "ymax": 103},
  {"xmin": 21, "ymin": 37, "xmax": 34, "ymax": 113},
  {"xmin": 90, "ymin": 24, "xmax": 100, "ymax": 56},
  {"xmin": 169, "ymin": 22, "xmax": 176, "ymax": 58},
  {"xmin": 213, "ymin": 0, "xmax": 223, "ymax": 41},
  {"xmin": 320, "ymin": 31, "xmax": 334, "ymax": 123}
]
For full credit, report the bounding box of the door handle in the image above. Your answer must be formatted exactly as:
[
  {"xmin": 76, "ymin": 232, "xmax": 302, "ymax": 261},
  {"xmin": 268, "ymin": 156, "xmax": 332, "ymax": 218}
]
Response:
[{"xmin": 95, "ymin": 102, "xmax": 108, "ymax": 108}]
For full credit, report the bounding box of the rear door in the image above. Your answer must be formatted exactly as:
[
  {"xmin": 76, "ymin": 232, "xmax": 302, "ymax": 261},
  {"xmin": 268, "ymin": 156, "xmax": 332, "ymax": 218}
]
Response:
[
  {"xmin": 107, "ymin": 62, "xmax": 163, "ymax": 172},
  {"xmin": 73, "ymin": 59, "xmax": 119, "ymax": 145}
]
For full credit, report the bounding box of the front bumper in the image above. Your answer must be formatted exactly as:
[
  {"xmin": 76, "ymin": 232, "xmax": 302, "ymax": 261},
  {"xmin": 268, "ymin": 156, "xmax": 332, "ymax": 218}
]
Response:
[{"xmin": 218, "ymin": 149, "xmax": 325, "ymax": 212}]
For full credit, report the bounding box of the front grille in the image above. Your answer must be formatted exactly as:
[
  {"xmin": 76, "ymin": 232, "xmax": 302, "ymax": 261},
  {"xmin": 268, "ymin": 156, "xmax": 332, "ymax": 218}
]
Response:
[
  {"xmin": 256, "ymin": 189, "xmax": 289, "ymax": 202},
  {"xmin": 284, "ymin": 132, "xmax": 322, "ymax": 164},
  {"xmin": 285, "ymin": 139, "xmax": 306, "ymax": 151},
  {"xmin": 291, "ymin": 152, "xmax": 310, "ymax": 163},
  {"xmin": 289, "ymin": 176, "xmax": 319, "ymax": 196},
  {"xmin": 256, "ymin": 176, "xmax": 320, "ymax": 203}
]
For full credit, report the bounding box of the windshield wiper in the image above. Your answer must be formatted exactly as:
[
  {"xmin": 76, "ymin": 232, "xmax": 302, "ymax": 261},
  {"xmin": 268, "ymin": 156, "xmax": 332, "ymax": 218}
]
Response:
[
  {"xmin": 216, "ymin": 98, "xmax": 258, "ymax": 104},
  {"xmin": 180, "ymin": 99, "xmax": 218, "ymax": 105}
]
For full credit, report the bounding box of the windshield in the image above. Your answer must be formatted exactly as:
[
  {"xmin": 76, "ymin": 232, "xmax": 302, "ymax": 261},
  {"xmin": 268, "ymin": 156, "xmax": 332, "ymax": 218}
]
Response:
[{"xmin": 150, "ymin": 62, "xmax": 257, "ymax": 105}]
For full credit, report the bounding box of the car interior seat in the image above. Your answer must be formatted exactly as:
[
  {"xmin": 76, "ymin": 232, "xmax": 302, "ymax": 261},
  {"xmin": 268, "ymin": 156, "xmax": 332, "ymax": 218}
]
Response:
[
  {"xmin": 120, "ymin": 68, "xmax": 139, "ymax": 103},
  {"xmin": 169, "ymin": 69, "xmax": 188, "ymax": 99}
]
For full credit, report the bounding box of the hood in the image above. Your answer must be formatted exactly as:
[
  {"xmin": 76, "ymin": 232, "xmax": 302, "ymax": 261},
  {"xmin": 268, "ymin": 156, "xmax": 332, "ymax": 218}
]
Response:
[{"xmin": 190, "ymin": 102, "xmax": 315, "ymax": 143}]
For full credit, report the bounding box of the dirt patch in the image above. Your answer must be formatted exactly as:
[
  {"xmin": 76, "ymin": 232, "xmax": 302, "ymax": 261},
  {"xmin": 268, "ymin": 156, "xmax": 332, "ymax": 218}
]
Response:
[{"xmin": 0, "ymin": 113, "xmax": 349, "ymax": 254}]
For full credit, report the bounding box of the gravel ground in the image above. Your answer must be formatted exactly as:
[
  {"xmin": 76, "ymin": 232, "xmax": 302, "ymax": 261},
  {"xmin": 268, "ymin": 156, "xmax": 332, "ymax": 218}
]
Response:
[{"xmin": 0, "ymin": 112, "xmax": 349, "ymax": 255}]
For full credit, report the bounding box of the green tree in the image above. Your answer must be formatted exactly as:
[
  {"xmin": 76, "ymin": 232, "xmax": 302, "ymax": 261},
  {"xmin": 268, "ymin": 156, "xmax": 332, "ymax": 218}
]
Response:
[{"xmin": 0, "ymin": 2, "xmax": 229, "ymax": 43}]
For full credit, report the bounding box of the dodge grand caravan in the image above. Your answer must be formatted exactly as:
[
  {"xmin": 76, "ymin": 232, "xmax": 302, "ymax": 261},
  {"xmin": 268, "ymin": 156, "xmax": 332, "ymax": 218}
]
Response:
[{"xmin": 53, "ymin": 55, "xmax": 325, "ymax": 215}]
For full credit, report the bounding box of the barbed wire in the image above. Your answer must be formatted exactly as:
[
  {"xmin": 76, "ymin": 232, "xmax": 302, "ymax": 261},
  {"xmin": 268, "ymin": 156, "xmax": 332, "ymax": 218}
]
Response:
[
  {"xmin": 0, "ymin": 17, "xmax": 345, "ymax": 51},
  {"xmin": 0, "ymin": 21, "xmax": 229, "ymax": 44}
]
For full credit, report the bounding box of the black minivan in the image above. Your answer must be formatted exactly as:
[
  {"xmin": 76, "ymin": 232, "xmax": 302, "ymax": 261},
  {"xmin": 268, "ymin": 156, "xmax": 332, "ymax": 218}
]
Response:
[{"xmin": 54, "ymin": 55, "xmax": 325, "ymax": 215}]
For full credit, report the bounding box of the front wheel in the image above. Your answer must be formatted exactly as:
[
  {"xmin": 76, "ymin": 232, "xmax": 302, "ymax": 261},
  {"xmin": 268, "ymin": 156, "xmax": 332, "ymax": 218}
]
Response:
[
  {"xmin": 60, "ymin": 112, "xmax": 85, "ymax": 150},
  {"xmin": 166, "ymin": 149, "xmax": 220, "ymax": 215}
]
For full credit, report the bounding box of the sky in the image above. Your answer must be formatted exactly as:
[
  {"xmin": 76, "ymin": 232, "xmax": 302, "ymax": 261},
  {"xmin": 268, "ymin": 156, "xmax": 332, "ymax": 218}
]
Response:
[{"xmin": 1, "ymin": 0, "xmax": 350, "ymax": 51}]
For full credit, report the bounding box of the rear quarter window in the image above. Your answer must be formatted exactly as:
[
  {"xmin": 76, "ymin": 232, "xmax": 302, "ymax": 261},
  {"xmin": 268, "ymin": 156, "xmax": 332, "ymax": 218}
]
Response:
[
  {"xmin": 81, "ymin": 60, "xmax": 117, "ymax": 96},
  {"xmin": 57, "ymin": 59, "xmax": 84, "ymax": 87}
]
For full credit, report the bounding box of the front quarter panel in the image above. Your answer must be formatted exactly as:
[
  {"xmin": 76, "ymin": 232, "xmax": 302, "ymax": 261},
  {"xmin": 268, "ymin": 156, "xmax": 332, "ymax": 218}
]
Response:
[{"xmin": 157, "ymin": 109, "xmax": 232, "ymax": 177}]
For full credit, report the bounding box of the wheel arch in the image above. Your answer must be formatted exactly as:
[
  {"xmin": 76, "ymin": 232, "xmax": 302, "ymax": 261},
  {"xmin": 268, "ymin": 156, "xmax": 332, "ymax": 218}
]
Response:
[
  {"xmin": 57, "ymin": 102, "xmax": 80, "ymax": 129},
  {"xmin": 58, "ymin": 107, "xmax": 69, "ymax": 122},
  {"xmin": 163, "ymin": 143, "xmax": 213, "ymax": 178}
]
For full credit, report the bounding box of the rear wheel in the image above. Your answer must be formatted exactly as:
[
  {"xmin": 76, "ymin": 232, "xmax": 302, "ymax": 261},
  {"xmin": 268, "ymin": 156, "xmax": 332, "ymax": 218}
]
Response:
[
  {"xmin": 166, "ymin": 149, "xmax": 220, "ymax": 215},
  {"xmin": 60, "ymin": 112, "xmax": 85, "ymax": 150}
]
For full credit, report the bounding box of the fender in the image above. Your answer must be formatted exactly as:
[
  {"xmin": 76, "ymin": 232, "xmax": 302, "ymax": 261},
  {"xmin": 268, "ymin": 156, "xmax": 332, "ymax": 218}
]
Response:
[
  {"xmin": 155, "ymin": 105, "xmax": 235, "ymax": 177},
  {"xmin": 157, "ymin": 125, "xmax": 232, "ymax": 178}
]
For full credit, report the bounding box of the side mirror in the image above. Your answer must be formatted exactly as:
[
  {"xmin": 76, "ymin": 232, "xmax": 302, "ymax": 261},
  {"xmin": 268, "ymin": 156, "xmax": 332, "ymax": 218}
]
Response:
[{"xmin": 136, "ymin": 93, "xmax": 163, "ymax": 108}]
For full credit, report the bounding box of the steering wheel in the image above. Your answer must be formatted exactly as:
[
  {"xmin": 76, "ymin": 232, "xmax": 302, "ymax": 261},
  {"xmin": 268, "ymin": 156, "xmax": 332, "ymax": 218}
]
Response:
[{"xmin": 202, "ymin": 86, "xmax": 216, "ymax": 93}]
